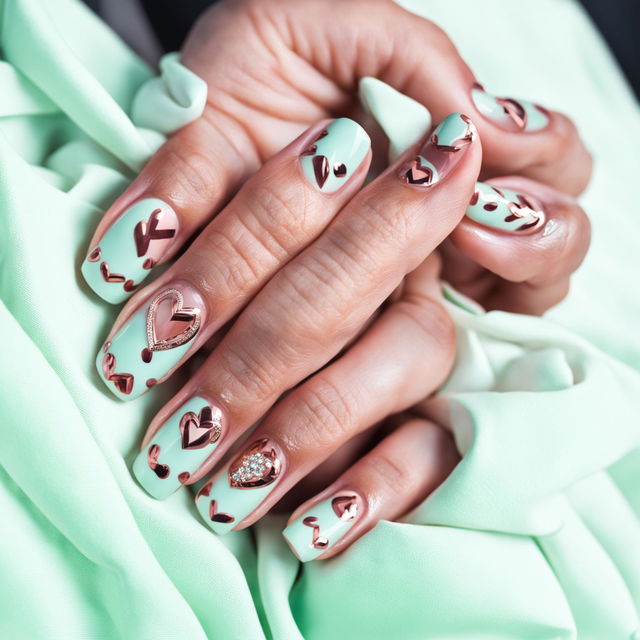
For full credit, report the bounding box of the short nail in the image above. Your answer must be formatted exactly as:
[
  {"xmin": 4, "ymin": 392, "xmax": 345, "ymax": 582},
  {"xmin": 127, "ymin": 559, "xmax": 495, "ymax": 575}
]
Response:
[
  {"xmin": 97, "ymin": 284, "xmax": 204, "ymax": 400},
  {"xmin": 467, "ymin": 182, "xmax": 546, "ymax": 232},
  {"xmin": 283, "ymin": 492, "xmax": 361, "ymax": 562},
  {"xmin": 400, "ymin": 112, "xmax": 476, "ymax": 188},
  {"xmin": 82, "ymin": 198, "xmax": 179, "ymax": 304},
  {"xmin": 471, "ymin": 83, "xmax": 550, "ymax": 132},
  {"xmin": 195, "ymin": 438, "xmax": 283, "ymax": 535},
  {"xmin": 300, "ymin": 118, "xmax": 371, "ymax": 193},
  {"xmin": 133, "ymin": 397, "xmax": 225, "ymax": 499}
]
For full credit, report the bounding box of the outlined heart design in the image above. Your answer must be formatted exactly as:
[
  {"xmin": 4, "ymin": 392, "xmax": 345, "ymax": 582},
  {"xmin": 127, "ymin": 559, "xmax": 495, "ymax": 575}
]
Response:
[
  {"xmin": 179, "ymin": 406, "xmax": 222, "ymax": 450},
  {"xmin": 100, "ymin": 261, "xmax": 126, "ymax": 283},
  {"xmin": 404, "ymin": 156, "xmax": 434, "ymax": 186},
  {"xmin": 134, "ymin": 208, "xmax": 177, "ymax": 257},
  {"xmin": 147, "ymin": 444, "xmax": 170, "ymax": 479},
  {"xmin": 101, "ymin": 352, "xmax": 134, "ymax": 395},
  {"xmin": 228, "ymin": 439, "xmax": 282, "ymax": 489},
  {"xmin": 146, "ymin": 288, "xmax": 201, "ymax": 352},
  {"xmin": 331, "ymin": 495, "xmax": 359, "ymax": 521}
]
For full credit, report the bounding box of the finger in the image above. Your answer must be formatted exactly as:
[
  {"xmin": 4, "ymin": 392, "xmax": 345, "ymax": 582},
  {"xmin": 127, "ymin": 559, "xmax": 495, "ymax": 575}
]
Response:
[
  {"xmin": 95, "ymin": 118, "xmax": 371, "ymax": 401},
  {"xmin": 283, "ymin": 417, "xmax": 458, "ymax": 562},
  {"xmin": 443, "ymin": 176, "xmax": 591, "ymax": 314},
  {"xmin": 188, "ymin": 265, "xmax": 455, "ymax": 531}
]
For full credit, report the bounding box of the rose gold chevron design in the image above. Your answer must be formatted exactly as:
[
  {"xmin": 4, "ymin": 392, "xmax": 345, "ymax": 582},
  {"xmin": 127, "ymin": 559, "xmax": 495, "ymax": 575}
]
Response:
[
  {"xmin": 303, "ymin": 516, "xmax": 329, "ymax": 549},
  {"xmin": 134, "ymin": 208, "xmax": 176, "ymax": 258},
  {"xmin": 101, "ymin": 352, "xmax": 133, "ymax": 395},
  {"xmin": 331, "ymin": 495, "xmax": 359, "ymax": 521},
  {"xmin": 100, "ymin": 262, "xmax": 125, "ymax": 283},
  {"xmin": 209, "ymin": 500, "xmax": 235, "ymax": 524}
]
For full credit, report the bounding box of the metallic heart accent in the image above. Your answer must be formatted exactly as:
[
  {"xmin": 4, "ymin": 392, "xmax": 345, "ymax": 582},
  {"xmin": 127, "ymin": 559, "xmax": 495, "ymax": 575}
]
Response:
[
  {"xmin": 432, "ymin": 113, "xmax": 475, "ymax": 152},
  {"xmin": 303, "ymin": 516, "xmax": 329, "ymax": 549},
  {"xmin": 100, "ymin": 261, "xmax": 125, "ymax": 283},
  {"xmin": 312, "ymin": 155, "xmax": 329, "ymax": 188},
  {"xmin": 404, "ymin": 156, "xmax": 434, "ymax": 186},
  {"xmin": 228, "ymin": 439, "xmax": 281, "ymax": 489},
  {"xmin": 209, "ymin": 499, "xmax": 235, "ymax": 524},
  {"xmin": 146, "ymin": 288, "xmax": 201, "ymax": 352},
  {"xmin": 333, "ymin": 163, "xmax": 347, "ymax": 178},
  {"xmin": 101, "ymin": 352, "xmax": 134, "ymax": 395},
  {"xmin": 134, "ymin": 208, "xmax": 176, "ymax": 257},
  {"xmin": 331, "ymin": 495, "xmax": 359, "ymax": 521},
  {"xmin": 147, "ymin": 444, "xmax": 170, "ymax": 479},
  {"xmin": 179, "ymin": 406, "xmax": 222, "ymax": 450}
]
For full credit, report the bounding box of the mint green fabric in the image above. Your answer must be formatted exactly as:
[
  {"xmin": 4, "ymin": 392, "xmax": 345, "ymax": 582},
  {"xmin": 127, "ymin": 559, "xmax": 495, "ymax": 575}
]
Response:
[{"xmin": 0, "ymin": 0, "xmax": 639, "ymax": 639}]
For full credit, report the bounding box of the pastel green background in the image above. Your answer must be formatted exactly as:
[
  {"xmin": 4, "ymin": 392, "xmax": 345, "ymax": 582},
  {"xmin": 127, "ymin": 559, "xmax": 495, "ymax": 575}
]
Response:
[{"xmin": 0, "ymin": 0, "xmax": 639, "ymax": 639}]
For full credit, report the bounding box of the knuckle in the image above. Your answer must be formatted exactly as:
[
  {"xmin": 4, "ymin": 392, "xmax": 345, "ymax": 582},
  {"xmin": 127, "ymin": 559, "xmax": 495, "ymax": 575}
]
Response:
[
  {"xmin": 163, "ymin": 142, "xmax": 220, "ymax": 205},
  {"xmin": 367, "ymin": 452, "xmax": 414, "ymax": 495},
  {"xmin": 353, "ymin": 197, "xmax": 413, "ymax": 253}
]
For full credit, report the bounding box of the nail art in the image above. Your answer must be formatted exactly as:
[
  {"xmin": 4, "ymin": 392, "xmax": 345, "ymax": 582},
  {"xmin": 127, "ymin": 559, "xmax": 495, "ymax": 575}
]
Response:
[
  {"xmin": 466, "ymin": 182, "xmax": 546, "ymax": 232},
  {"xmin": 132, "ymin": 397, "xmax": 225, "ymax": 499},
  {"xmin": 195, "ymin": 438, "xmax": 283, "ymax": 535},
  {"xmin": 283, "ymin": 493, "xmax": 361, "ymax": 562},
  {"xmin": 82, "ymin": 198, "xmax": 178, "ymax": 304},
  {"xmin": 400, "ymin": 113, "xmax": 475, "ymax": 188},
  {"xmin": 471, "ymin": 83, "xmax": 550, "ymax": 132},
  {"xmin": 300, "ymin": 118, "xmax": 370, "ymax": 193},
  {"xmin": 97, "ymin": 285, "xmax": 204, "ymax": 400}
]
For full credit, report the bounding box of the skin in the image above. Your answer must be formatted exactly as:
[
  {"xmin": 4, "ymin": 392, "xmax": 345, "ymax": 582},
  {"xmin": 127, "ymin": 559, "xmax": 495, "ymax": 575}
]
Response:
[{"xmin": 87, "ymin": 0, "xmax": 593, "ymax": 558}]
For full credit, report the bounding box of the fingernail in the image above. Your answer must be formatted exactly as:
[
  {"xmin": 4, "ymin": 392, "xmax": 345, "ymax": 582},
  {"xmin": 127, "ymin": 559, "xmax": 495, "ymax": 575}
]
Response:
[
  {"xmin": 471, "ymin": 83, "xmax": 550, "ymax": 132},
  {"xmin": 195, "ymin": 438, "xmax": 283, "ymax": 535},
  {"xmin": 132, "ymin": 397, "xmax": 225, "ymax": 499},
  {"xmin": 283, "ymin": 492, "xmax": 361, "ymax": 562},
  {"xmin": 300, "ymin": 118, "xmax": 371, "ymax": 193},
  {"xmin": 97, "ymin": 284, "xmax": 204, "ymax": 400},
  {"xmin": 467, "ymin": 182, "xmax": 546, "ymax": 232},
  {"xmin": 82, "ymin": 198, "xmax": 179, "ymax": 304},
  {"xmin": 399, "ymin": 112, "xmax": 476, "ymax": 188}
]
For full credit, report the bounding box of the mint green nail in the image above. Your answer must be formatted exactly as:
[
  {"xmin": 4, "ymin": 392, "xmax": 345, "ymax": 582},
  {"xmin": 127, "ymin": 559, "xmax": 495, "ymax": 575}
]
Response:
[
  {"xmin": 467, "ymin": 182, "xmax": 545, "ymax": 232},
  {"xmin": 471, "ymin": 85, "xmax": 549, "ymax": 132},
  {"xmin": 283, "ymin": 493, "xmax": 360, "ymax": 562},
  {"xmin": 82, "ymin": 198, "xmax": 179, "ymax": 304},
  {"xmin": 300, "ymin": 118, "xmax": 370, "ymax": 193},
  {"xmin": 431, "ymin": 112, "xmax": 475, "ymax": 149},
  {"xmin": 133, "ymin": 397, "xmax": 224, "ymax": 499}
]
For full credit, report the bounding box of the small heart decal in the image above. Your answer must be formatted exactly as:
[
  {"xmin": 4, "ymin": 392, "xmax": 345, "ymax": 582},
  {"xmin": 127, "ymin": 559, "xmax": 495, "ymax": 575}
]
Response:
[
  {"xmin": 101, "ymin": 352, "xmax": 134, "ymax": 395},
  {"xmin": 404, "ymin": 156, "xmax": 434, "ymax": 186},
  {"xmin": 100, "ymin": 261, "xmax": 125, "ymax": 283},
  {"xmin": 303, "ymin": 516, "xmax": 329, "ymax": 549},
  {"xmin": 146, "ymin": 288, "xmax": 201, "ymax": 352},
  {"xmin": 147, "ymin": 444, "xmax": 170, "ymax": 479},
  {"xmin": 134, "ymin": 208, "xmax": 176, "ymax": 257},
  {"xmin": 331, "ymin": 495, "xmax": 359, "ymax": 521},
  {"xmin": 228, "ymin": 439, "xmax": 281, "ymax": 489},
  {"xmin": 179, "ymin": 405, "xmax": 222, "ymax": 450},
  {"xmin": 209, "ymin": 500, "xmax": 235, "ymax": 524}
]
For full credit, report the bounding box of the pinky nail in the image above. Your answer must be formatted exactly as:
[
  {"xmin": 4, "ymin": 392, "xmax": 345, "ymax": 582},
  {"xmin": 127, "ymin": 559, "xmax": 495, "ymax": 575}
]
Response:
[
  {"xmin": 132, "ymin": 397, "xmax": 225, "ymax": 499},
  {"xmin": 466, "ymin": 182, "xmax": 546, "ymax": 232},
  {"xmin": 471, "ymin": 83, "xmax": 550, "ymax": 132},
  {"xmin": 82, "ymin": 198, "xmax": 179, "ymax": 304},
  {"xmin": 399, "ymin": 113, "xmax": 475, "ymax": 188},
  {"xmin": 195, "ymin": 438, "xmax": 284, "ymax": 535},
  {"xmin": 283, "ymin": 493, "xmax": 361, "ymax": 562}
]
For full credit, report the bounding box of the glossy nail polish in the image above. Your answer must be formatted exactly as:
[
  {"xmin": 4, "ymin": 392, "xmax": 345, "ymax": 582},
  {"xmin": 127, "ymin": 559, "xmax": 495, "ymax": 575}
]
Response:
[
  {"xmin": 97, "ymin": 285, "xmax": 204, "ymax": 400},
  {"xmin": 466, "ymin": 182, "xmax": 546, "ymax": 232},
  {"xmin": 471, "ymin": 83, "xmax": 549, "ymax": 132},
  {"xmin": 195, "ymin": 438, "xmax": 283, "ymax": 535},
  {"xmin": 399, "ymin": 112, "xmax": 476, "ymax": 188},
  {"xmin": 300, "ymin": 118, "xmax": 370, "ymax": 193},
  {"xmin": 133, "ymin": 397, "xmax": 225, "ymax": 499},
  {"xmin": 82, "ymin": 198, "xmax": 178, "ymax": 304},
  {"xmin": 283, "ymin": 493, "xmax": 361, "ymax": 562}
]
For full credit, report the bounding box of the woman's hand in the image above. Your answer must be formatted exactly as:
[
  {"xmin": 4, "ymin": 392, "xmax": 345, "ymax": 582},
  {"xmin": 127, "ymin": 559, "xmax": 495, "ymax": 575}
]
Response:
[{"xmin": 81, "ymin": 0, "xmax": 591, "ymax": 304}]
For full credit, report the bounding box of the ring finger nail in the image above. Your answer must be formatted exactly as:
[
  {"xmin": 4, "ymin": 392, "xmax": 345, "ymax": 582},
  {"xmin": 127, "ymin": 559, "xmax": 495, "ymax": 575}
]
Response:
[
  {"xmin": 300, "ymin": 118, "xmax": 370, "ymax": 193},
  {"xmin": 467, "ymin": 182, "xmax": 546, "ymax": 232},
  {"xmin": 133, "ymin": 397, "xmax": 225, "ymax": 499},
  {"xmin": 471, "ymin": 82, "xmax": 550, "ymax": 132},
  {"xmin": 400, "ymin": 112, "xmax": 476, "ymax": 188},
  {"xmin": 283, "ymin": 493, "xmax": 362, "ymax": 562},
  {"xmin": 195, "ymin": 438, "xmax": 284, "ymax": 535},
  {"xmin": 97, "ymin": 284, "xmax": 205, "ymax": 400},
  {"xmin": 82, "ymin": 198, "xmax": 179, "ymax": 304}
]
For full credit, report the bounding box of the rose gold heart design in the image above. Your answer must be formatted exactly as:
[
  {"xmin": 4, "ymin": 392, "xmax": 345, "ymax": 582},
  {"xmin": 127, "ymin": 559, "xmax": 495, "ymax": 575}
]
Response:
[
  {"xmin": 209, "ymin": 500, "xmax": 235, "ymax": 524},
  {"xmin": 404, "ymin": 156, "xmax": 434, "ymax": 186},
  {"xmin": 101, "ymin": 352, "xmax": 134, "ymax": 395},
  {"xmin": 303, "ymin": 516, "xmax": 329, "ymax": 549},
  {"xmin": 87, "ymin": 247, "xmax": 101, "ymax": 262},
  {"xmin": 147, "ymin": 444, "xmax": 170, "ymax": 479},
  {"xmin": 146, "ymin": 289, "xmax": 201, "ymax": 352},
  {"xmin": 134, "ymin": 208, "xmax": 176, "ymax": 257},
  {"xmin": 123, "ymin": 280, "xmax": 138, "ymax": 292},
  {"xmin": 100, "ymin": 262, "xmax": 125, "ymax": 283},
  {"xmin": 228, "ymin": 439, "xmax": 281, "ymax": 489},
  {"xmin": 179, "ymin": 406, "xmax": 222, "ymax": 450},
  {"xmin": 331, "ymin": 495, "xmax": 359, "ymax": 521},
  {"xmin": 505, "ymin": 193, "xmax": 543, "ymax": 231},
  {"xmin": 333, "ymin": 163, "xmax": 347, "ymax": 178}
]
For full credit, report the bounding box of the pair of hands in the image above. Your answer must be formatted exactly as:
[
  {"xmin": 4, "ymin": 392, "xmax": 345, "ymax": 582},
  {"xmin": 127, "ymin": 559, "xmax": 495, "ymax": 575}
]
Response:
[{"xmin": 83, "ymin": 0, "xmax": 591, "ymax": 562}]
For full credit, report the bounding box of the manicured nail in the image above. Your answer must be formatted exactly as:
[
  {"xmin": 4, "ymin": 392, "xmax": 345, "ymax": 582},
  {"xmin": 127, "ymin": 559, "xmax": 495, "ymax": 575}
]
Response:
[
  {"xmin": 97, "ymin": 285, "xmax": 204, "ymax": 400},
  {"xmin": 195, "ymin": 438, "xmax": 283, "ymax": 535},
  {"xmin": 400, "ymin": 112, "xmax": 476, "ymax": 188},
  {"xmin": 471, "ymin": 83, "xmax": 550, "ymax": 132},
  {"xmin": 300, "ymin": 118, "xmax": 370, "ymax": 193},
  {"xmin": 467, "ymin": 182, "xmax": 546, "ymax": 232},
  {"xmin": 283, "ymin": 493, "xmax": 361, "ymax": 562},
  {"xmin": 82, "ymin": 198, "xmax": 179, "ymax": 304},
  {"xmin": 132, "ymin": 397, "xmax": 225, "ymax": 499}
]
